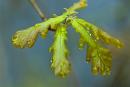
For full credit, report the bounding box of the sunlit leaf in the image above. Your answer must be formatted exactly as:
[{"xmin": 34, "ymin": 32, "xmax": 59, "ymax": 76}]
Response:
[
  {"xmin": 49, "ymin": 24, "xmax": 70, "ymax": 77},
  {"xmin": 71, "ymin": 18, "xmax": 112, "ymax": 75},
  {"xmin": 71, "ymin": 18, "xmax": 97, "ymax": 48},
  {"xmin": 98, "ymin": 30, "xmax": 124, "ymax": 48},
  {"xmin": 90, "ymin": 47, "xmax": 112, "ymax": 75},
  {"xmin": 86, "ymin": 46, "xmax": 112, "ymax": 75},
  {"xmin": 12, "ymin": 27, "xmax": 39, "ymax": 48},
  {"xmin": 76, "ymin": 18, "xmax": 124, "ymax": 48}
]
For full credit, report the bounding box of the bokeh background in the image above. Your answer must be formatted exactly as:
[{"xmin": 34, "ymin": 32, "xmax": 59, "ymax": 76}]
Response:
[{"xmin": 0, "ymin": 0, "xmax": 130, "ymax": 87}]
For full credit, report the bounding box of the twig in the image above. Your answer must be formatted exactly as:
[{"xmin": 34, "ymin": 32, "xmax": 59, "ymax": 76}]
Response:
[{"xmin": 29, "ymin": 0, "xmax": 46, "ymax": 20}]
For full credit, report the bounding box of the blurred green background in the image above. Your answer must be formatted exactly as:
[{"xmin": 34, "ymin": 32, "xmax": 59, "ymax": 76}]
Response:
[{"xmin": 0, "ymin": 0, "xmax": 130, "ymax": 87}]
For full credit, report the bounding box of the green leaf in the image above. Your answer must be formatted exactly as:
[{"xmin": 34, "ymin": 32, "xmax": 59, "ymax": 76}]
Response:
[
  {"xmin": 97, "ymin": 30, "xmax": 123, "ymax": 48},
  {"xmin": 49, "ymin": 24, "xmax": 70, "ymax": 77},
  {"xmin": 71, "ymin": 18, "xmax": 97, "ymax": 48},
  {"xmin": 76, "ymin": 18, "xmax": 124, "ymax": 48},
  {"xmin": 71, "ymin": 17, "xmax": 112, "ymax": 75},
  {"xmin": 89, "ymin": 47, "xmax": 112, "ymax": 75},
  {"xmin": 12, "ymin": 27, "xmax": 39, "ymax": 48}
]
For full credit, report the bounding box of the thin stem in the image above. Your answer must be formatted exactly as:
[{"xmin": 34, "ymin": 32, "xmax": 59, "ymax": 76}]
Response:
[{"xmin": 29, "ymin": 0, "xmax": 46, "ymax": 20}]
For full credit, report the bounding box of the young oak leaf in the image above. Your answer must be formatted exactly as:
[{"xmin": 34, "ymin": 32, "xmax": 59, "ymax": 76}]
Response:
[
  {"xmin": 71, "ymin": 18, "xmax": 112, "ymax": 75},
  {"xmin": 87, "ymin": 46, "xmax": 112, "ymax": 75},
  {"xmin": 49, "ymin": 24, "xmax": 71, "ymax": 77},
  {"xmin": 12, "ymin": 27, "xmax": 39, "ymax": 48},
  {"xmin": 76, "ymin": 18, "xmax": 124, "ymax": 48},
  {"xmin": 98, "ymin": 30, "xmax": 123, "ymax": 48},
  {"xmin": 71, "ymin": 18, "xmax": 97, "ymax": 48}
]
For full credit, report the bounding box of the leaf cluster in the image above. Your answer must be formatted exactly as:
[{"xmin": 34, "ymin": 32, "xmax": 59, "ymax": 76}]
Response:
[{"xmin": 12, "ymin": 0, "xmax": 123, "ymax": 77}]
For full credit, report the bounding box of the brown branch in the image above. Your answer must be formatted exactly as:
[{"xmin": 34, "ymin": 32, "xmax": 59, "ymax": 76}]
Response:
[{"xmin": 29, "ymin": 0, "xmax": 46, "ymax": 20}]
